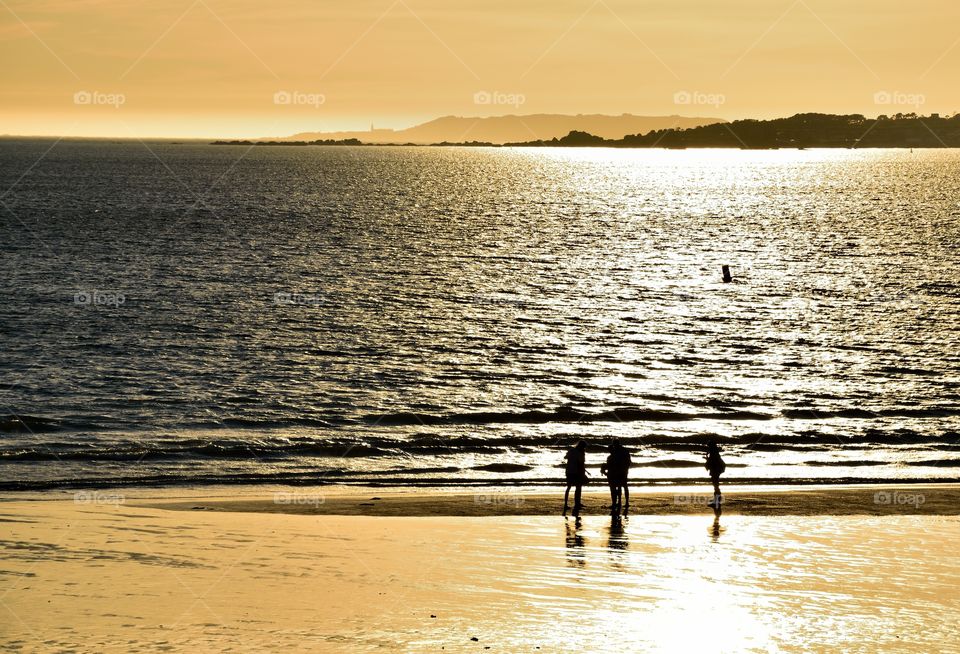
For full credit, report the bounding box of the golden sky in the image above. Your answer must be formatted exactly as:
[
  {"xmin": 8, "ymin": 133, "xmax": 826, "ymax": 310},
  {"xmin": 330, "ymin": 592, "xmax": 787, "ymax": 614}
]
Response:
[{"xmin": 2, "ymin": 0, "xmax": 958, "ymax": 137}]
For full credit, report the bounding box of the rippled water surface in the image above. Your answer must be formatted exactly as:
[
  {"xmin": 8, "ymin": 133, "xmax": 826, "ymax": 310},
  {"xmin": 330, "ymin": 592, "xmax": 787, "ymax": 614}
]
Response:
[{"xmin": 1, "ymin": 141, "xmax": 959, "ymax": 488}]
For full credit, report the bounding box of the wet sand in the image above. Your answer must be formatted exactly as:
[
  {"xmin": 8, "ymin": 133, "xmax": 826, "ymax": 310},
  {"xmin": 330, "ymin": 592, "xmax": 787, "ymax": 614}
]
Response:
[
  {"xmin": 134, "ymin": 483, "xmax": 960, "ymax": 517},
  {"xmin": 1, "ymin": 486, "xmax": 959, "ymax": 652}
]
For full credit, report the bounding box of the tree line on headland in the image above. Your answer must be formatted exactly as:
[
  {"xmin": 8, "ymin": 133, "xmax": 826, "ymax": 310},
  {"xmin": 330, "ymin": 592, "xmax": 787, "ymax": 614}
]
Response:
[{"xmin": 213, "ymin": 113, "xmax": 960, "ymax": 148}]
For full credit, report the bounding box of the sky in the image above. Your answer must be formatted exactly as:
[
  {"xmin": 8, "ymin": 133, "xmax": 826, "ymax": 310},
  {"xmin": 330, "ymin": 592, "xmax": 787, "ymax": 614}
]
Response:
[{"xmin": 1, "ymin": 0, "xmax": 958, "ymax": 138}]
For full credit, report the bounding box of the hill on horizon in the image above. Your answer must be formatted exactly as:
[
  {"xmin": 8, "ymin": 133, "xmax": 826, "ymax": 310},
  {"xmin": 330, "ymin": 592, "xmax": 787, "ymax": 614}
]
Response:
[
  {"xmin": 504, "ymin": 112, "xmax": 960, "ymax": 149},
  {"xmin": 273, "ymin": 113, "xmax": 726, "ymax": 145}
]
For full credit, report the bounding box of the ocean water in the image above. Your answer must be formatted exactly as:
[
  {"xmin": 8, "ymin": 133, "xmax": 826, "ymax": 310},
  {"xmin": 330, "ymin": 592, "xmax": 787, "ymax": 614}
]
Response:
[{"xmin": 1, "ymin": 140, "xmax": 959, "ymax": 490}]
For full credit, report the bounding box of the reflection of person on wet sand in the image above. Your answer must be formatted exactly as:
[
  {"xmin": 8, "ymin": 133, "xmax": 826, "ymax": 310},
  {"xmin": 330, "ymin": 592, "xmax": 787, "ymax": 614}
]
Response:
[
  {"xmin": 607, "ymin": 514, "xmax": 628, "ymax": 552},
  {"xmin": 565, "ymin": 517, "xmax": 584, "ymax": 546},
  {"xmin": 710, "ymin": 514, "xmax": 723, "ymax": 541},
  {"xmin": 600, "ymin": 440, "xmax": 631, "ymax": 515},
  {"xmin": 565, "ymin": 517, "xmax": 586, "ymax": 567},
  {"xmin": 562, "ymin": 441, "xmax": 588, "ymax": 516},
  {"xmin": 705, "ymin": 440, "xmax": 726, "ymax": 515}
]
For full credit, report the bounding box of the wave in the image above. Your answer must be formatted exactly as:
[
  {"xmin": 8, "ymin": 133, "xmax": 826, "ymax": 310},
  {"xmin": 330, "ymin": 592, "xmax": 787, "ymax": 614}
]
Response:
[
  {"xmin": 0, "ymin": 415, "xmax": 66, "ymax": 433},
  {"xmin": 368, "ymin": 404, "xmax": 960, "ymax": 427},
  {"xmin": 644, "ymin": 458, "xmax": 709, "ymax": 468},
  {"xmin": 4, "ymin": 429, "xmax": 959, "ymax": 463},
  {"xmin": 782, "ymin": 407, "xmax": 960, "ymax": 420},
  {"xmin": 470, "ymin": 463, "xmax": 534, "ymax": 473},
  {"xmin": 183, "ymin": 417, "xmax": 337, "ymax": 429},
  {"xmin": 6, "ymin": 401, "xmax": 957, "ymax": 436},
  {"xmin": 800, "ymin": 459, "xmax": 889, "ymax": 467},
  {"xmin": 0, "ymin": 438, "xmax": 397, "ymax": 462},
  {"xmin": 875, "ymin": 366, "xmax": 939, "ymax": 377},
  {"xmin": 0, "ymin": 414, "xmax": 341, "ymax": 434},
  {"xmin": 744, "ymin": 442, "xmax": 818, "ymax": 451},
  {"xmin": 364, "ymin": 406, "xmax": 775, "ymax": 427}
]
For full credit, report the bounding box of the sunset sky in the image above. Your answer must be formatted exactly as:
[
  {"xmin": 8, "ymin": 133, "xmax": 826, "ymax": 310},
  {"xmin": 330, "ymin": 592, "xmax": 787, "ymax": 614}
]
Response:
[{"xmin": 2, "ymin": 0, "xmax": 958, "ymax": 138}]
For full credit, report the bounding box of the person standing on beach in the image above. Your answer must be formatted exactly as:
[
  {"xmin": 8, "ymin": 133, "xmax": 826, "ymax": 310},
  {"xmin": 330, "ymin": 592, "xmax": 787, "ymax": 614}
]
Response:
[
  {"xmin": 563, "ymin": 441, "xmax": 588, "ymax": 516},
  {"xmin": 600, "ymin": 440, "xmax": 632, "ymax": 515},
  {"xmin": 705, "ymin": 440, "xmax": 726, "ymax": 512}
]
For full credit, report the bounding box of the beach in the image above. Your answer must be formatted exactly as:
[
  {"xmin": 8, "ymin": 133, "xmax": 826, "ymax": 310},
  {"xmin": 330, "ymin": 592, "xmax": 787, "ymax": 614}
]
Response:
[{"xmin": 3, "ymin": 485, "xmax": 959, "ymax": 653}]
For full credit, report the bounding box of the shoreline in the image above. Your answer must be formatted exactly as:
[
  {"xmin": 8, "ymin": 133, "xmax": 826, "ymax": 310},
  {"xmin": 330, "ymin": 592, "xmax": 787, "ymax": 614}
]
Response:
[
  {"xmin": 3, "ymin": 474, "xmax": 958, "ymax": 493},
  {"xmin": 5, "ymin": 482, "xmax": 957, "ymax": 517}
]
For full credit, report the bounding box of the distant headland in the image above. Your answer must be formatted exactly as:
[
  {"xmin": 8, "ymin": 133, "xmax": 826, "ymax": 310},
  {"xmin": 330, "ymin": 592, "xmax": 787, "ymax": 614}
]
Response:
[
  {"xmin": 244, "ymin": 113, "xmax": 725, "ymax": 145},
  {"xmin": 214, "ymin": 113, "xmax": 960, "ymax": 149}
]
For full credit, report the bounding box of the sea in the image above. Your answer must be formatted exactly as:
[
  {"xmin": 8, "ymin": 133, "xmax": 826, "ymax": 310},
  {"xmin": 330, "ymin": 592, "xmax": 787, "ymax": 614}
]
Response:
[{"xmin": 1, "ymin": 140, "xmax": 959, "ymax": 490}]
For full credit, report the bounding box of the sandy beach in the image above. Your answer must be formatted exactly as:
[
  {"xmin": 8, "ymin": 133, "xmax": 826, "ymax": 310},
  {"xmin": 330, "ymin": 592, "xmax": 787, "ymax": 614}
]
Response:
[
  {"xmin": 2, "ymin": 485, "xmax": 959, "ymax": 653},
  {"xmin": 132, "ymin": 483, "xmax": 960, "ymax": 517}
]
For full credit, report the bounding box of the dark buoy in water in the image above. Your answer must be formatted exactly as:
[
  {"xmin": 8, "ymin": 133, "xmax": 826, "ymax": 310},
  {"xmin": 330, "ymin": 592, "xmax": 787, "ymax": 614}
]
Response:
[{"xmin": 721, "ymin": 265, "xmax": 732, "ymax": 283}]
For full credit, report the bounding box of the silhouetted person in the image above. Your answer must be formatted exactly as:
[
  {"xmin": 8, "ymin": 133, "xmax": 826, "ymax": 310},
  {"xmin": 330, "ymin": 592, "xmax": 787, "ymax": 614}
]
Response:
[
  {"xmin": 705, "ymin": 440, "xmax": 726, "ymax": 514},
  {"xmin": 600, "ymin": 440, "xmax": 632, "ymax": 514},
  {"xmin": 563, "ymin": 440, "xmax": 588, "ymax": 516}
]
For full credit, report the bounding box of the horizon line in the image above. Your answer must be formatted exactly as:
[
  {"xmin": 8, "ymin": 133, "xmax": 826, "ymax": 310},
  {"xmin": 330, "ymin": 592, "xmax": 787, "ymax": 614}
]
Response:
[{"xmin": 1, "ymin": 110, "xmax": 952, "ymax": 142}]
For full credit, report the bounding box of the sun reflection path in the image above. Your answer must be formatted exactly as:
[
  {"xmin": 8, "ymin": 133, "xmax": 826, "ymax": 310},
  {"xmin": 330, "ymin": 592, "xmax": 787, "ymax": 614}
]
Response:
[{"xmin": 498, "ymin": 514, "xmax": 960, "ymax": 653}]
